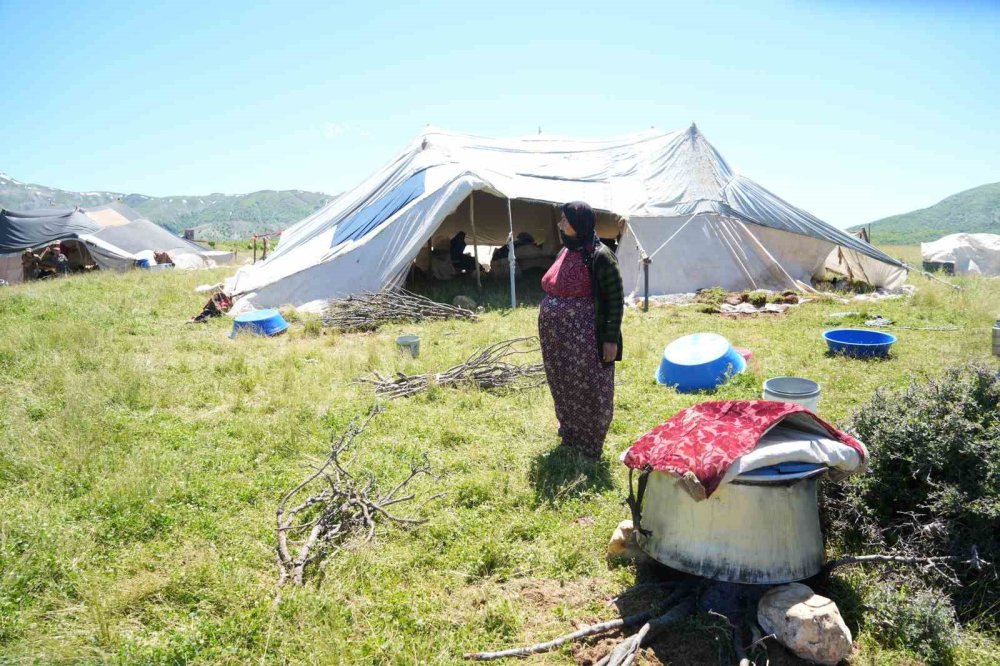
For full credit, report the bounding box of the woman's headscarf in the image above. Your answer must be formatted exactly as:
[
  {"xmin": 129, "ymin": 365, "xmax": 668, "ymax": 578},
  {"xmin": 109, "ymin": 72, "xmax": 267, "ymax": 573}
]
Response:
[{"xmin": 561, "ymin": 201, "xmax": 600, "ymax": 268}]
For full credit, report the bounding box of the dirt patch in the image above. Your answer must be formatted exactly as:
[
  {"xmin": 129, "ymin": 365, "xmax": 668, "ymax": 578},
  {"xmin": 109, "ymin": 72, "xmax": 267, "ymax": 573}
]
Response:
[{"xmin": 500, "ymin": 576, "xmax": 613, "ymax": 610}]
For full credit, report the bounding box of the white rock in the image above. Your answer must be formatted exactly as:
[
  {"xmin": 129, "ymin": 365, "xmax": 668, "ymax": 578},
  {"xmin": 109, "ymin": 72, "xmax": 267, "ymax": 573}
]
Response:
[
  {"xmin": 607, "ymin": 519, "xmax": 647, "ymax": 563},
  {"xmin": 757, "ymin": 583, "xmax": 853, "ymax": 665}
]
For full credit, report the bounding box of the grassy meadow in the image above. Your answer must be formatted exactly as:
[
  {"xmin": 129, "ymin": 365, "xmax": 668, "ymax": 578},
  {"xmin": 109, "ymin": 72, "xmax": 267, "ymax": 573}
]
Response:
[{"xmin": 1, "ymin": 246, "xmax": 998, "ymax": 664}]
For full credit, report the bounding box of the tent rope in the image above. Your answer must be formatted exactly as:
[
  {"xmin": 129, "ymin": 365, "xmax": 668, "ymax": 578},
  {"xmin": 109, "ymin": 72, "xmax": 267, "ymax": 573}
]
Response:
[{"xmin": 646, "ymin": 212, "xmax": 699, "ymax": 261}]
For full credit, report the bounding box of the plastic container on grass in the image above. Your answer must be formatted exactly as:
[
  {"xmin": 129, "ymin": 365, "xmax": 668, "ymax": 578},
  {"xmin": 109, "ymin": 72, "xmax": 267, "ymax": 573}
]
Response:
[
  {"xmin": 230, "ymin": 309, "xmax": 289, "ymax": 338},
  {"xmin": 822, "ymin": 328, "xmax": 896, "ymax": 358},
  {"xmin": 656, "ymin": 333, "xmax": 746, "ymax": 393},
  {"xmin": 763, "ymin": 377, "xmax": 821, "ymax": 411},
  {"xmin": 396, "ymin": 334, "xmax": 420, "ymax": 358}
]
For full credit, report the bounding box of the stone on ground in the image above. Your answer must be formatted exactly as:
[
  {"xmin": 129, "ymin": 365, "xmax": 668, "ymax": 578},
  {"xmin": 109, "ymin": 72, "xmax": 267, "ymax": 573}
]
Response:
[
  {"xmin": 606, "ymin": 519, "xmax": 647, "ymax": 564},
  {"xmin": 757, "ymin": 582, "xmax": 853, "ymax": 665}
]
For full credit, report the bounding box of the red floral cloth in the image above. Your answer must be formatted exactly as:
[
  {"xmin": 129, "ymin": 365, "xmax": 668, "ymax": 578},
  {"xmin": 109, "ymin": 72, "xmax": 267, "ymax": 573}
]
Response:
[
  {"xmin": 542, "ymin": 248, "xmax": 591, "ymax": 297},
  {"xmin": 623, "ymin": 400, "xmax": 866, "ymax": 498}
]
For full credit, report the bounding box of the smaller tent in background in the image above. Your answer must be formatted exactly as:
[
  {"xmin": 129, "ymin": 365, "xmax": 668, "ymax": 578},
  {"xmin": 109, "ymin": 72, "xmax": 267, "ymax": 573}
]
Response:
[
  {"xmin": 0, "ymin": 202, "xmax": 235, "ymax": 284},
  {"xmin": 83, "ymin": 201, "xmax": 236, "ymax": 268},
  {"xmin": 921, "ymin": 233, "xmax": 1000, "ymax": 276}
]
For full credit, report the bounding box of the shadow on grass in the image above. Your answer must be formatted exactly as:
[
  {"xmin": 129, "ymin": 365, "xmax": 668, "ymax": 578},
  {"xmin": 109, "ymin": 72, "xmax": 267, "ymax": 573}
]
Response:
[
  {"xmin": 823, "ymin": 350, "xmax": 895, "ymax": 362},
  {"xmin": 528, "ymin": 445, "xmax": 614, "ymax": 505},
  {"xmin": 810, "ymin": 570, "xmax": 867, "ymax": 641}
]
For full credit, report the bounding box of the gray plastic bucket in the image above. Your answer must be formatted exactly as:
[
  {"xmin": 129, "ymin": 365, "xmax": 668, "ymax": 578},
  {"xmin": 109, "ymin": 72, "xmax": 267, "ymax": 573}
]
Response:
[
  {"xmin": 396, "ymin": 334, "xmax": 420, "ymax": 358},
  {"xmin": 763, "ymin": 376, "xmax": 821, "ymax": 411}
]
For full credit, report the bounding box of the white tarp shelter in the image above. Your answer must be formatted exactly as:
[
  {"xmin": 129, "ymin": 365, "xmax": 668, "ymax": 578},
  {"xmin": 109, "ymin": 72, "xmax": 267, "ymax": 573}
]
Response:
[
  {"xmin": 225, "ymin": 125, "xmax": 906, "ymax": 311},
  {"xmin": 921, "ymin": 233, "xmax": 1000, "ymax": 276}
]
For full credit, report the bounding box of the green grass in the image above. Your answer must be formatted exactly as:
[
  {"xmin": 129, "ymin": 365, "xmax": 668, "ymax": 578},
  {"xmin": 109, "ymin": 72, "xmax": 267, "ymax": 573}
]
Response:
[{"xmin": 0, "ymin": 258, "xmax": 998, "ymax": 664}]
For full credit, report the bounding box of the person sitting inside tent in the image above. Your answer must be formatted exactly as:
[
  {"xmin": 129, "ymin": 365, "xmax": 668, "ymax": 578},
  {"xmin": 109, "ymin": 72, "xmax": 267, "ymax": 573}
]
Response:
[
  {"xmin": 449, "ymin": 231, "xmax": 477, "ymax": 274},
  {"xmin": 38, "ymin": 242, "xmax": 69, "ymax": 277},
  {"xmin": 21, "ymin": 249, "xmax": 42, "ymax": 281},
  {"xmin": 492, "ymin": 231, "xmax": 536, "ymax": 261}
]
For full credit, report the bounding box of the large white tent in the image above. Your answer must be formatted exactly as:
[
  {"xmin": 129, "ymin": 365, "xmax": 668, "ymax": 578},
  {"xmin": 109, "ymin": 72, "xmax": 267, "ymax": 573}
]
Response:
[
  {"xmin": 225, "ymin": 125, "xmax": 905, "ymax": 311},
  {"xmin": 921, "ymin": 233, "xmax": 1000, "ymax": 276}
]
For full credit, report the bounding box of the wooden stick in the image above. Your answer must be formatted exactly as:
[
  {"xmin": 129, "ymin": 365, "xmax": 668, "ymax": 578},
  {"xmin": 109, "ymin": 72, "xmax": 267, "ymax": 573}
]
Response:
[
  {"xmin": 824, "ymin": 548, "xmax": 987, "ymax": 573},
  {"xmin": 463, "ymin": 585, "xmax": 690, "ymax": 661}
]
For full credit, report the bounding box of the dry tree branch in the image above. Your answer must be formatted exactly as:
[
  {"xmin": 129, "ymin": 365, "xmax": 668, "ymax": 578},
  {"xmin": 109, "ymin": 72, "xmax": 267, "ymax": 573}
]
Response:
[
  {"xmin": 594, "ymin": 596, "xmax": 695, "ymax": 666},
  {"xmin": 275, "ymin": 406, "xmax": 441, "ymax": 587},
  {"xmin": 322, "ymin": 288, "xmax": 478, "ymax": 332},
  {"xmin": 824, "ymin": 546, "xmax": 988, "ymax": 574},
  {"xmin": 359, "ymin": 337, "xmax": 545, "ymax": 399},
  {"xmin": 464, "ymin": 584, "xmax": 694, "ymax": 662}
]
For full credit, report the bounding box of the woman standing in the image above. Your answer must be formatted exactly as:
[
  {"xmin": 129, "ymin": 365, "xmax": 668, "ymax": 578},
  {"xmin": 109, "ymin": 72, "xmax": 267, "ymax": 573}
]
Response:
[{"xmin": 538, "ymin": 201, "xmax": 624, "ymax": 460}]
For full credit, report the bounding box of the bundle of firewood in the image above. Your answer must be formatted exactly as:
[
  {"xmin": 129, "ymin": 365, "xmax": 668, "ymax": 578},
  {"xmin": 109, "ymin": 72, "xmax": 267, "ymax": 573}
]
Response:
[
  {"xmin": 275, "ymin": 407, "xmax": 441, "ymax": 587},
  {"xmin": 358, "ymin": 337, "xmax": 545, "ymax": 399},
  {"xmin": 322, "ymin": 288, "xmax": 478, "ymax": 332}
]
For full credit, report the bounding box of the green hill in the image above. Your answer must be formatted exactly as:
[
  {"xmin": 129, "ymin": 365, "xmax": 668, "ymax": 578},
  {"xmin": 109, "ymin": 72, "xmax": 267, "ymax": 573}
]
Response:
[
  {"xmin": 853, "ymin": 182, "xmax": 1000, "ymax": 244},
  {"xmin": 0, "ymin": 171, "xmax": 333, "ymax": 240}
]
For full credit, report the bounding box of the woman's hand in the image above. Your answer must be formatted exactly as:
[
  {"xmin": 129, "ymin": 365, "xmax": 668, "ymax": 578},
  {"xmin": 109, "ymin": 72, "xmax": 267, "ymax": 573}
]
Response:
[{"xmin": 602, "ymin": 342, "xmax": 618, "ymax": 363}]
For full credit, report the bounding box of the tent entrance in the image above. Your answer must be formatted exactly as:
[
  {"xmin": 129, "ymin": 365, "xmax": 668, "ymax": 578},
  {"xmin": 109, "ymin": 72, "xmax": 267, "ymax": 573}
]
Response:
[
  {"xmin": 408, "ymin": 191, "xmax": 622, "ymax": 295},
  {"xmin": 0, "ymin": 239, "xmax": 102, "ymax": 285}
]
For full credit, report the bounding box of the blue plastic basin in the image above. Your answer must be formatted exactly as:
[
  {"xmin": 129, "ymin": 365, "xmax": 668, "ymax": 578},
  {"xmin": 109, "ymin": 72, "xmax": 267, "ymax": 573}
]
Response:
[
  {"xmin": 823, "ymin": 328, "xmax": 896, "ymax": 358},
  {"xmin": 230, "ymin": 309, "xmax": 289, "ymax": 338},
  {"xmin": 656, "ymin": 333, "xmax": 747, "ymax": 393}
]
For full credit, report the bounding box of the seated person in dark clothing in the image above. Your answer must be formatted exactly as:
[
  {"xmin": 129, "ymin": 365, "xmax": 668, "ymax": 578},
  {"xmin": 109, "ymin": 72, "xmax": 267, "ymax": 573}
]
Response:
[
  {"xmin": 492, "ymin": 231, "xmax": 536, "ymax": 261},
  {"xmin": 449, "ymin": 231, "xmax": 477, "ymax": 273}
]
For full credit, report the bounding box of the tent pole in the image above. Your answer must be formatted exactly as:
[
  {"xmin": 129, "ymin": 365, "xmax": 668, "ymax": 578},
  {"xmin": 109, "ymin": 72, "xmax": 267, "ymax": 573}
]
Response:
[
  {"xmin": 507, "ymin": 198, "xmax": 517, "ymax": 309},
  {"xmin": 469, "ymin": 194, "xmax": 481, "ymax": 291},
  {"xmin": 642, "ymin": 255, "xmax": 650, "ymax": 312}
]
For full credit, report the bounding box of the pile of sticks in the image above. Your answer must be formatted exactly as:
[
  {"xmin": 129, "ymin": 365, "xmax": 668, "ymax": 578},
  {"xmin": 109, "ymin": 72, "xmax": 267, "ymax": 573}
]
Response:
[
  {"xmin": 322, "ymin": 288, "xmax": 478, "ymax": 332},
  {"xmin": 358, "ymin": 337, "xmax": 545, "ymax": 400},
  {"xmin": 275, "ymin": 407, "xmax": 441, "ymax": 586}
]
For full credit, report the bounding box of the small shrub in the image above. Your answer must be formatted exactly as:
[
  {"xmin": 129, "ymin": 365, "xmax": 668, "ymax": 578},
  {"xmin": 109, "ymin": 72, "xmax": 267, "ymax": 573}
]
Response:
[
  {"xmin": 746, "ymin": 290, "xmax": 769, "ymax": 308},
  {"xmin": 695, "ymin": 286, "xmax": 727, "ymax": 307},
  {"xmin": 864, "ymin": 585, "xmax": 961, "ymax": 665},
  {"xmin": 823, "ymin": 363, "xmax": 1000, "ymax": 638}
]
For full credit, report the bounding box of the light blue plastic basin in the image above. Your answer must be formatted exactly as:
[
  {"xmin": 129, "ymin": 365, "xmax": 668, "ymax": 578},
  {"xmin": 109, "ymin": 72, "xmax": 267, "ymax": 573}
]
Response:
[
  {"xmin": 230, "ymin": 309, "xmax": 289, "ymax": 338},
  {"xmin": 656, "ymin": 333, "xmax": 746, "ymax": 393}
]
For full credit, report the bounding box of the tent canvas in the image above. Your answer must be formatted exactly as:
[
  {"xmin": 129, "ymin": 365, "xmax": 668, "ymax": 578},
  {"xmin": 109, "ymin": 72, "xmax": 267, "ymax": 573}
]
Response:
[
  {"xmin": 0, "ymin": 201, "xmax": 235, "ymax": 284},
  {"xmin": 225, "ymin": 125, "xmax": 906, "ymax": 312},
  {"xmin": 921, "ymin": 233, "xmax": 1000, "ymax": 276}
]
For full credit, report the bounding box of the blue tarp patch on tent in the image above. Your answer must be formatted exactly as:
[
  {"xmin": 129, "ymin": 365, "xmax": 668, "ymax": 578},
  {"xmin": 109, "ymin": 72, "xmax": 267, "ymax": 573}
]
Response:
[{"xmin": 332, "ymin": 171, "xmax": 426, "ymax": 247}]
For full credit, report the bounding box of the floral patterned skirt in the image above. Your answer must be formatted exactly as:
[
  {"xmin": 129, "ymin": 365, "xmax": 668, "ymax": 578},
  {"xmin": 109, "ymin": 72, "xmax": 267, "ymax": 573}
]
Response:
[{"xmin": 538, "ymin": 295, "xmax": 615, "ymax": 459}]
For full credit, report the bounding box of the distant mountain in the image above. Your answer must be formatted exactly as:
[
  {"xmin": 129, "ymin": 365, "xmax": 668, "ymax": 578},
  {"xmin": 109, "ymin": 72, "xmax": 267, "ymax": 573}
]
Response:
[
  {"xmin": 0, "ymin": 172, "xmax": 333, "ymax": 240},
  {"xmin": 853, "ymin": 182, "xmax": 1000, "ymax": 244}
]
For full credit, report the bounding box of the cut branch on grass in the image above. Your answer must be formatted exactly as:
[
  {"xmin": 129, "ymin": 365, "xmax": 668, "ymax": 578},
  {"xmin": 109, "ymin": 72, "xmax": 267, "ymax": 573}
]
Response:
[
  {"xmin": 464, "ymin": 584, "xmax": 693, "ymax": 662},
  {"xmin": 359, "ymin": 337, "xmax": 545, "ymax": 399},
  {"xmin": 824, "ymin": 547, "xmax": 989, "ymax": 575},
  {"xmin": 322, "ymin": 288, "xmax": 478, "ymax": 332},
  {"xmin": 275, "ymin": 405, "xmax": 441, "ymax": 587}
]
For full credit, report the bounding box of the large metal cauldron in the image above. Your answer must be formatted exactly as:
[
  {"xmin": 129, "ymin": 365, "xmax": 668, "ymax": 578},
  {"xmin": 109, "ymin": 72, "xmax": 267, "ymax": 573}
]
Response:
[{"xmin": 637, "ymin": 467, "xmax": 826, "ymax": 584}]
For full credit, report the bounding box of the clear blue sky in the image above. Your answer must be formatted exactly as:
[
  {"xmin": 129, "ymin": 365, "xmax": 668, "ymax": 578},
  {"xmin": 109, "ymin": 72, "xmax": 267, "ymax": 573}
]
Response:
[{"xmin": 1, "ymin": 0, "xmax": 997, "ymax": 227}]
